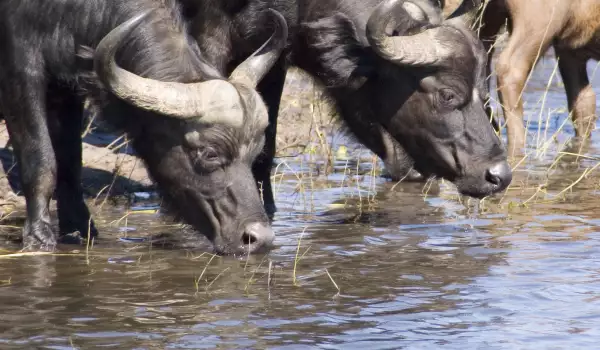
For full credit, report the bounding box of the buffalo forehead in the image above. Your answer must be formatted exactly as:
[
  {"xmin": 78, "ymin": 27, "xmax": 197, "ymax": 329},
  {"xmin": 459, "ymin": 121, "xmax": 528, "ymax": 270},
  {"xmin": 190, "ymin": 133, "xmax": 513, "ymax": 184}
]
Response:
[{"xmin": 195, "ymin": 80, "xmax": 245, "ymax": 128}]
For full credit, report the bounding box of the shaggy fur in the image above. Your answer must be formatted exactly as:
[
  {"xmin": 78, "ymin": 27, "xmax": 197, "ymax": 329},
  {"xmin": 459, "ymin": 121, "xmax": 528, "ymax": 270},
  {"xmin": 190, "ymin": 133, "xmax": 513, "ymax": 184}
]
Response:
[
  {"xmin": 0, "ymin": 0, "xmax": 273, "ymax": 254},
  {"xmin": 183, "ymin": 0, "xmax": 511, "ymax": 203}
]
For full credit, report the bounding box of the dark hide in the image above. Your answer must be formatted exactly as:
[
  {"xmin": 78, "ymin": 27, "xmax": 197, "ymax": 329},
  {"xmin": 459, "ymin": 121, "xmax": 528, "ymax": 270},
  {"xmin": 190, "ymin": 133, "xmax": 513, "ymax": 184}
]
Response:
[
  {"xmin": 0, "ymin": 0, "xmax": 277, "ymax": 255},
  {"xmin": 183, "ymin": 0, "xmax": 511, "ymax": 213}
]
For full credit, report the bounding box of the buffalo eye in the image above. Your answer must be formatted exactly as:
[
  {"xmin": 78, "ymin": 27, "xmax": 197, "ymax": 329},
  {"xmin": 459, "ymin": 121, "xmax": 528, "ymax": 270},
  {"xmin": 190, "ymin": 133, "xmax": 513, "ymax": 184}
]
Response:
[
  {"xmin": 437, "ymin": 89, "xmax": 461, "ymax": 109},
  {"xmin": 198, "ymin": 146, "xmax": 219, "ymax": 162},
  {"xmin": 190, "ymin": 145, "xmax": 222, "ymax": 171}
]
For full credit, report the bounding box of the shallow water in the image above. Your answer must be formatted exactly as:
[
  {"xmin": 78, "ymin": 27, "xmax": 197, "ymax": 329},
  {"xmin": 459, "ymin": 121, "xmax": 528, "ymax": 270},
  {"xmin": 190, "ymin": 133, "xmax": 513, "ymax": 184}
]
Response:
[{"xmin": 1, "ymin": 54, "xmax": 600, "ymax": 349}]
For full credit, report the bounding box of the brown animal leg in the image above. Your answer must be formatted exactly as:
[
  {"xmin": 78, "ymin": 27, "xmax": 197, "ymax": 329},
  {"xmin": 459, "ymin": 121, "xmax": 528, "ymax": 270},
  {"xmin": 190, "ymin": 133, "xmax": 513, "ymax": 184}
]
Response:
[
  {"xmin": 483, "ymin": 41, "xmax": 500, "ymax": 131},
  {"xmin": 555, "ymin": 49, "xmax": 596, "ymax": 140},
  {"xmin": 495, "ymin": 28, "xmax": 553, "ymax": 156},
  {"xmin": 478, "ymin": 0, "xmax": 509, "ymax": 131}
]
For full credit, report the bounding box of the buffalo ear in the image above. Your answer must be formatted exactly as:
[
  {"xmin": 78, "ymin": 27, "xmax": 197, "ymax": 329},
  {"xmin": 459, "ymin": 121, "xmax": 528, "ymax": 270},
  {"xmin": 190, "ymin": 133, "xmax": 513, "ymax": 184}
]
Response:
[
  {"xmin": 298, "ymin": 13, "xmax": 373, "ymax": 87},
  {"xmin": 391, "ymin": 12, "xmax": 437, "ymax": 37},
  {"xmin": 376, "ymin": 0, "xmax": 439, "ymax": 37}
]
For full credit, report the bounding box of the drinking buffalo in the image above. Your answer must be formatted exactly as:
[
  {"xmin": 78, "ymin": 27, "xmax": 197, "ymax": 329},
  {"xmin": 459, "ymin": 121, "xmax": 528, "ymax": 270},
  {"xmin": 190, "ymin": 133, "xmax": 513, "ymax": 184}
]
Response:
[
  {"xmin": 182, "ymin": 0, "xmax": 513, "ymax": 214},
  {"xmin": 0, "ymin": 0, "xmax": 288, "ymax": 254}
]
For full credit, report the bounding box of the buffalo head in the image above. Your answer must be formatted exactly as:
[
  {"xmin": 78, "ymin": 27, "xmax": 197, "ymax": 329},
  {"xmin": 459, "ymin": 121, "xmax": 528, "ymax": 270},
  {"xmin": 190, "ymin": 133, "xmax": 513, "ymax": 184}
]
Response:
[
  {"xmin": 331, "ymin": 0, "xmax": 510, "ymax": 198},
  {"xmin": 93, "ymin": 10, "xmax": 288, "ymax": 255}
]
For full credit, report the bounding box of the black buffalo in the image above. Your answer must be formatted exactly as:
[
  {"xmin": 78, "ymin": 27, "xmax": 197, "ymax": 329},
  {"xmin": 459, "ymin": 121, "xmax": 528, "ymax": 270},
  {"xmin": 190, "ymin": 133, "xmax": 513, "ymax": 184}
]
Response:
[
  {"xmin": 0, "ymin": 0, "xmax": 288, "ymax": 255},
  {"xmin": 182, "ymin": 0, "xmax": 512, "ymax": 213}
]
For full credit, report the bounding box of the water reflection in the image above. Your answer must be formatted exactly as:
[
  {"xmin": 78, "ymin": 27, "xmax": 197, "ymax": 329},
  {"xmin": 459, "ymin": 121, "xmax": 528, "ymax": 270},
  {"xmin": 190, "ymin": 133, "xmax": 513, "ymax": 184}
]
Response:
[
  {"xmin": 2, "ymin": 162, "xmax": 600, "ymax": 348},
  {"xmin": 0, "ymin": 190, "xmax": 510, "ymax": 349}
]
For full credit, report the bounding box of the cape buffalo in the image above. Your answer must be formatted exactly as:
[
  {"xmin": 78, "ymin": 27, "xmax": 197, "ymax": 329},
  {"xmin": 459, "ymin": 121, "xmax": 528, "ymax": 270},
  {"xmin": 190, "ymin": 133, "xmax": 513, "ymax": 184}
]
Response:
[
  {"xmin": 0, "ymin": 0, "xmax": 288, "ymax": 255},
  {"xmin": 445, "ymin": 0, "xmax": 600, "ymax": 155},
  {"xmin": 182, "ymin": 0, "xmax": 513, "ymax": 215}
]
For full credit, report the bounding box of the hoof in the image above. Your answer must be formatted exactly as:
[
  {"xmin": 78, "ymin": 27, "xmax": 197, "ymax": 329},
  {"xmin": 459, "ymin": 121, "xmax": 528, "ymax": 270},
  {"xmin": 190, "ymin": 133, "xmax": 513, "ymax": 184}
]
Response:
[
  {"xmin": 58, "ymin": 231, "xmax": 85, "ymax": 245},
  {"xmin": 59, "ymin": 218, "xmax": 98, "ymax": 242},
  {"xmin": 22, "ymin": 221, "xmax": 57, "ymax": 251}
]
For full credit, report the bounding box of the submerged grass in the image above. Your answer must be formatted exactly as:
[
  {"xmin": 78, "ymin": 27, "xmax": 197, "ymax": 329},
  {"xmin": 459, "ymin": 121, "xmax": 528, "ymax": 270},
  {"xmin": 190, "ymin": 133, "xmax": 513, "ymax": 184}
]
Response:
[
  {"xmin": 194, "ymin": 253, "xmax": 218, "ymax": 294},
  {"xmin": 292, "ymin": 227, "xmax": 308, "ymax": 287},
  {"xmin": 325, "ymin": 268, "xmax": 340, "ymax": 296}
]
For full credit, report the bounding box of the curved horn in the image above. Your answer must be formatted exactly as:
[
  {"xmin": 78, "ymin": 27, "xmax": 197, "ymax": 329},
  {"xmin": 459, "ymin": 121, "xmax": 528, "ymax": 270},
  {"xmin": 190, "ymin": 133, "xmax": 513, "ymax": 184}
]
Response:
[
  {"xmin": 446, "ymin": 0, "xmax": 483, "ymax": 28},
  {"xmin": 229, "ymin": 9, "xmax": 288, "ymax": 87},
  {"xmin": 94, "ymin": 10, "xmax": 245, "ymax": 127},
  {"xmin": 366, "ymin": 0, "xmax": 452, "ymax": 67}
]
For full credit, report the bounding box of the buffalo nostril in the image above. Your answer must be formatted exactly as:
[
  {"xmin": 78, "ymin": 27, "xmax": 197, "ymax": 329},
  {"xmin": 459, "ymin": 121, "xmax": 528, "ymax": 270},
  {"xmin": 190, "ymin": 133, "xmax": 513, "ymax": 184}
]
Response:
[
  {"xmin": 241, "ymin": 222, "xmax": 275, "ymax": 253},
  {"xmin": 485, "ymin": 161, "xmax": 512, "ymax": 190},
  {"xmin": 242, "ymin": 232, "xmax": 258, "ymax": 245},
  {"xmin": 485, "ymin": 170, "xmax": 501, "ymax": 186}
]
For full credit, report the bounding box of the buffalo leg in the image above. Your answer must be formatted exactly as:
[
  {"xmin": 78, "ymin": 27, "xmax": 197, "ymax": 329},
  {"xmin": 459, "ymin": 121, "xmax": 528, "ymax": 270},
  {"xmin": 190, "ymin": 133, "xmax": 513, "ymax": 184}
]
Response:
[
  {"xmin": 255, "ymin": 55, "xmax": 287, "ymax": 218},
  {"xmin": 1, "ymin": 71, "xmax": 57, "ymax": 249},
  {"xmin": 376, "ymin": 128, "xmax": 422, "ymax": 181},
  {"xmin": 555, "ymin": 49, "xmax": 596, "ymax": 140},
  {"xmin": 495, "ymin": 24, "xmax": 554, "ymax": 156},
  {"xmin": 46, "ymin": 87, "xmax": 98, "ymax": 242}
]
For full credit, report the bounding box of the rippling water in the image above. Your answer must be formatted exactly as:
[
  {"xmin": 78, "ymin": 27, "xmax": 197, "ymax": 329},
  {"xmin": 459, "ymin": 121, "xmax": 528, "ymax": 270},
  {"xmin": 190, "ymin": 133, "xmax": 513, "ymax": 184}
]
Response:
[{"xmin": 0, "ymin": 53, "xmax": 600, "ymax": 349}]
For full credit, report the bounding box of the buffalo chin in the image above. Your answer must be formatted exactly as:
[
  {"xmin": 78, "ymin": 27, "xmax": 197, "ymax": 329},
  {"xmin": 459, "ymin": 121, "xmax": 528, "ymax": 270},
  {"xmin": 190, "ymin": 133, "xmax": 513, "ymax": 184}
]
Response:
[
  {"xmin": 453, "ymin": 170, "xmax": 511, "ymax": 199},
  {"xmin": 410, "ymin": 159, "xmax": 511, "ymax": 199},
  {"xmin": 454, "ymin": 180, "xmax": 502, "ymax": 199}
]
